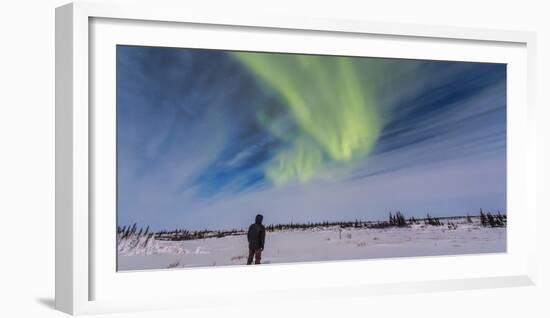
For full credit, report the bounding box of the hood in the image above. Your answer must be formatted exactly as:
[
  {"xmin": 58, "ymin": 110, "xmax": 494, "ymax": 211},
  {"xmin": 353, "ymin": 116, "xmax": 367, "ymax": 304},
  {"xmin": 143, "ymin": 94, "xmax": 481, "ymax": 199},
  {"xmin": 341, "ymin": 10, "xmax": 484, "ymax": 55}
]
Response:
[{"xmin": 255, "ymin": 214, "xmax": 263, "ymax": 225}]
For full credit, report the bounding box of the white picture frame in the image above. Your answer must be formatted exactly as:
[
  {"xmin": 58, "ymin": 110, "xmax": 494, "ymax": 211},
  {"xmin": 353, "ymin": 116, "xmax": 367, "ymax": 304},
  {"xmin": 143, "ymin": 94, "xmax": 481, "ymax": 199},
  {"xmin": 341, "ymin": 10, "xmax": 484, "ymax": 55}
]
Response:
[{"xmin": 55, "ymin": 1, "xmax": 537, "ymax": 315}]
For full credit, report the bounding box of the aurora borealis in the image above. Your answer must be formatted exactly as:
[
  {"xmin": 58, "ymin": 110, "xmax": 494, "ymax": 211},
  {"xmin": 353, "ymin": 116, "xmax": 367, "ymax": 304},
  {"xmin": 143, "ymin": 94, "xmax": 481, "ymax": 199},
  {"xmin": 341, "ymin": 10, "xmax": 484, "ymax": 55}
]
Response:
[
  {"xmin": 117, "ymin": 45, "xmax": 506, "ymax": 230},
  {"xmin": 234, "ymin": 52, "xmax": 383, "ymax": 185}
]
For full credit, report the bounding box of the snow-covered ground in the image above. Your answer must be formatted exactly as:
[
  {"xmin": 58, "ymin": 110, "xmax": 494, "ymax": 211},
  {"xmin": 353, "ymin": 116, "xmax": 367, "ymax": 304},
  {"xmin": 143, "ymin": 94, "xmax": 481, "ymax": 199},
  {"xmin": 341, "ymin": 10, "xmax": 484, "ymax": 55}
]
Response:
[{"xmin": 118, "ymin": 219, "xmax": 506, "ymax": 271}]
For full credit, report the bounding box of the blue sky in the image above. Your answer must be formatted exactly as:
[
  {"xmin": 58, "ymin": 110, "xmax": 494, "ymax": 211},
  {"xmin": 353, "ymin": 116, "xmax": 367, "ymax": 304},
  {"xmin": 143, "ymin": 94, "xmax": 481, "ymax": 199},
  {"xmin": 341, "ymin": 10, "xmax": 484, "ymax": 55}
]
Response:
[{"xmin": 117, "ymin": 45, "xmax": 506, "ymax": 231}]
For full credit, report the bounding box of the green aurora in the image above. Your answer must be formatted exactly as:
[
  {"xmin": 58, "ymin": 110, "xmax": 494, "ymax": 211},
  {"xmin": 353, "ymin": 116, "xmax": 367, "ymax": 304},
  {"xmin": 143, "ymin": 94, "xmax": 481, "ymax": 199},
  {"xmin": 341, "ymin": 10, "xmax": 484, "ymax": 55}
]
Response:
[{"xmin": 234, "ymin": 52, "xmax": 385, "ymax": 186}]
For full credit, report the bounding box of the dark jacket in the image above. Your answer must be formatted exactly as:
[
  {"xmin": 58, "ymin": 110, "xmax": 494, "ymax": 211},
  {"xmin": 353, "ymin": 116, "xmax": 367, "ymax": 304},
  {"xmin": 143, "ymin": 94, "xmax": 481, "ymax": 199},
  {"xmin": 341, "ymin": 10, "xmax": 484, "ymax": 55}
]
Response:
[{"xmin": 247, "ymin": 215, "xmax": 266, "ymax": 250}]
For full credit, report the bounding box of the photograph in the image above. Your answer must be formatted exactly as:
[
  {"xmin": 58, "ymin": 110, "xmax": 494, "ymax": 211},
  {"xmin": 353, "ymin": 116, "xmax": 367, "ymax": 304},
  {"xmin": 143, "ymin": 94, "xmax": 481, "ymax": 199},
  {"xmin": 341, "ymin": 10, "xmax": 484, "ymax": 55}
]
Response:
[{"xmin": 116, "ymin": 45, "xmax": 507, "ymax": 271}]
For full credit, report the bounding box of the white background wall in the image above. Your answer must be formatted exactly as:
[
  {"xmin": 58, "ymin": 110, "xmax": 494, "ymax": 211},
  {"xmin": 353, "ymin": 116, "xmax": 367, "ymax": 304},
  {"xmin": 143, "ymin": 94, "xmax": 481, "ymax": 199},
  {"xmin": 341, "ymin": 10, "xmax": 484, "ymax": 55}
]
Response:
[{"xmin": 0, "ymin": 0, "xmax": 548, "ymax": 317}]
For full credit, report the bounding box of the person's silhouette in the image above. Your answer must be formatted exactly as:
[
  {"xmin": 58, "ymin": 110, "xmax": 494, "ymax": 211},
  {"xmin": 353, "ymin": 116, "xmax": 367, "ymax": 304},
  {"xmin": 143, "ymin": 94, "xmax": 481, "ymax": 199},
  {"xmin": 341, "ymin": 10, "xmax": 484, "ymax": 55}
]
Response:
[{"xmin": 247, "ymin": 214, "xmax": 266, "ymax": 265}]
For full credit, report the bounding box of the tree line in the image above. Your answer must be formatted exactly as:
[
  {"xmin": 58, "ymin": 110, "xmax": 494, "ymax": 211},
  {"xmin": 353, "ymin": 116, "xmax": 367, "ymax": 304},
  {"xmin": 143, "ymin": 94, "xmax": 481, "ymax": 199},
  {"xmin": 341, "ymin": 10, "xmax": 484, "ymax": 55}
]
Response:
[{"xmin": 118, "ymin": 209, "xmax": 507, "ymax": 242}]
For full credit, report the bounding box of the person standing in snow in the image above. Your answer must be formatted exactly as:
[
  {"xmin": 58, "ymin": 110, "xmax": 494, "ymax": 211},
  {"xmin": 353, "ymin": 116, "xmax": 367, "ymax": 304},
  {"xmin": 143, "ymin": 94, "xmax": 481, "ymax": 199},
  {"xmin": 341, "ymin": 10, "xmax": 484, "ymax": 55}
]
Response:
[{"xmin": 247, "ymin": 214, "xmax": 266, "ymax": 265}]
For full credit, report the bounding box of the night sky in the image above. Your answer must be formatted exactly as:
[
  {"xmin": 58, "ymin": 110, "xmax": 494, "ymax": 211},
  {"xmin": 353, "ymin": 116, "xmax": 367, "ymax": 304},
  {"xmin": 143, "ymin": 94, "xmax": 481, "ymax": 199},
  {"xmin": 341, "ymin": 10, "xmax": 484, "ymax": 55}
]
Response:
[{"xmin": 117, "ymin": 45, "xmax": 506, "ymax": 231}]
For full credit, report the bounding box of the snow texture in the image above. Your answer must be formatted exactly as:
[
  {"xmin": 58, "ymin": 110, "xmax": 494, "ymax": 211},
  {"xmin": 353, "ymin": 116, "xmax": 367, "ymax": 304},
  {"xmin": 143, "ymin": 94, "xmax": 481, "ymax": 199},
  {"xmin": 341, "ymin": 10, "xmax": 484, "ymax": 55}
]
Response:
[{"xmin": 117, "ymin": 217, "xmax": 506, "ymax": 271}]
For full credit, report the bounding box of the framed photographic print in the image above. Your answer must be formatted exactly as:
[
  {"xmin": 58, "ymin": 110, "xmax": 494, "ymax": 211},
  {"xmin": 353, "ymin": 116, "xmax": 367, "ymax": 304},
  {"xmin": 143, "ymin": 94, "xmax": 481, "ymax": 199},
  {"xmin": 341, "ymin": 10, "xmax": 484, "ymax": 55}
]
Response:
[
  {"xmin": 116, "ymin": 45, "xmax": 508, "ymax": 271},
  {"xmin": 56, "ymin": 1, "xmax": 537, "ymax": 315}
]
